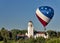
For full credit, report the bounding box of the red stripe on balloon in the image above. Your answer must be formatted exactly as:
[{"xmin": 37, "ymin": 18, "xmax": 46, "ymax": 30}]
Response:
[{"xmin": 36, "ymin": 14, "xmax": 48, "ymax": 27}]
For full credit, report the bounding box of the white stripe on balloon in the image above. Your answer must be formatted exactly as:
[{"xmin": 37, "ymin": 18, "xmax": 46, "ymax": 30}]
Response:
[{"xmin": 36, "ymin": 8, "xmax": 50, "ymax": 23}]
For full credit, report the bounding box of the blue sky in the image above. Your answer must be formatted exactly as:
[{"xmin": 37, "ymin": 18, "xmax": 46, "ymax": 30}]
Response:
[{"xmin": 0, "ymin": 0, "xmax": 60, "ymax": 31}]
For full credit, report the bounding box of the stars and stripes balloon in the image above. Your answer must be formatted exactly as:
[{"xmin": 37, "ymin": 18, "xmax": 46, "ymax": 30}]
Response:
[{"xmin": 36, "ymin": 6, "xmax": 54, "ymax": 28}]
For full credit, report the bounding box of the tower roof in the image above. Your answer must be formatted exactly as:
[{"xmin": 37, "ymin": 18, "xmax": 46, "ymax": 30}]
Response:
[{"xmin": 29, "ymin": 21, "xmax": 33, "ymax": 23}]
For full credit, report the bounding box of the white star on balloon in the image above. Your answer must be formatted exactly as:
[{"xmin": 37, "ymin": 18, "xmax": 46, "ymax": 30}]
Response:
[
  {"xmin": 41, "ymin": 7, "xmax": 43, "ymax": 9},
  {"xmin": 45, "ymin": 8, "xmax": 47, "ymax": 10},
  {"xmin": 49, "ymin": 9, "xmax": 51, "ymax": 11},
  {"xmin": 47, "ymin": 12, "xmax": 49, "ymax": 14}
]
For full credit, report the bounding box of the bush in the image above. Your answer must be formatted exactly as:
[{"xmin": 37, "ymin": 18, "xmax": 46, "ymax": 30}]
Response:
[
  {"xmin": 46, "ymin": 38, "xmax": 60, "ymax": 43},
  {"xmin": 36, "ymin": 37, "xmax": 46, "ymax": 43}
]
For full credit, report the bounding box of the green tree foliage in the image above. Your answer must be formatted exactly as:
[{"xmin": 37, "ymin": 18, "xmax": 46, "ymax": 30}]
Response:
[
  {"xmin": 18, "ymin": 37, "xmax": 36, "ymax": 43},
  {"xmin": 27, "ymin": 37, "xmax": 36, "ymax": 43},
  {"xmin": 0, "ymin": 31, "xmax": 3, "ymax": 41},
  {"xmin": 46, "ymin": 38, "xmax": 60, "ymax": 43},
  {"xmin": 0, "ymin": 27, "xmax": 60, "ymax": 43},
  {"xmin": 36, "ymin": 37, "xmax": 46, "ymax": 43},
  {"xmin": 21, "ymin": 30, "xmax": 27, "ymax": 34},
  {"xmin": 11, "ymin": 29, "xmax": 20, "ymax": 40},
  {"xmin": 47, "ymin": 30, "xmax": 57, "ymax": 38},
  {"xmin": 0, "ymin": 27, "xmax": 10, "ymax": 43},
  {"xmin": 11, "ymin": 29, "xmax": 27, "ymax": 40},
  {"xmin": 18, "ymin": 37, "xmax": 46, "ymax": 43},
  {"xmin": 57, "ymin": 32, "xmax": 60, "ymax": 37}
]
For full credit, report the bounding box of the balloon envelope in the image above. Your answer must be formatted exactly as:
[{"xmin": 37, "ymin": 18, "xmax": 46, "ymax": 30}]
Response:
[{"xmin": 36, "ymin": 6, "xmax": 54, "ymax": 27}]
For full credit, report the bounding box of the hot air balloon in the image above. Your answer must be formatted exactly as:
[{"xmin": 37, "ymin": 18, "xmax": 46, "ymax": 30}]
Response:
[{"xmin": 36, "ymin": 6, "xmax": 54, "ymax": 30}]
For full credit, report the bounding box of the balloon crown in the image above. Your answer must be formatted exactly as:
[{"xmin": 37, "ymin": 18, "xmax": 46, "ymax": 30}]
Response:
[{"xmin": 39, "ymin": 6, "xmax": 54, "ymax": 19}]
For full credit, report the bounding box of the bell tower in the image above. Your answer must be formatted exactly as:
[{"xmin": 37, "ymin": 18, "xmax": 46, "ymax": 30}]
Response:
[{"xmin": 28, "ymin": 21, "xmax": 34, "ymax": 38}]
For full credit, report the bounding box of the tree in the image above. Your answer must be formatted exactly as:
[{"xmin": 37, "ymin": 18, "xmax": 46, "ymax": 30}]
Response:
[
  {"xmin": 11, "ymin": 29, "xmax": 22, "ymax": 40},
  {"xmin": 0, "ymin": 27, "xmax": 10, "ymax": 43},
  {"xmin": 47, "ymin": 30, "xmax": 57, "ymax": 38},
  {"xmin": 0, "ymin": 31, "xmax": 3, "ymax": 41},
  {"xmin": 21, "ymin": 30, "xmax": 27, "ymax": 34},
  {"xmin": 57, "ymin": 32, "xmax": 60, "ymax": 37}
]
